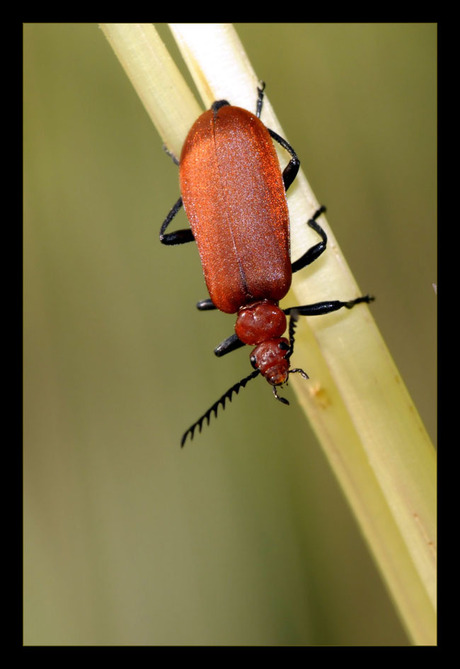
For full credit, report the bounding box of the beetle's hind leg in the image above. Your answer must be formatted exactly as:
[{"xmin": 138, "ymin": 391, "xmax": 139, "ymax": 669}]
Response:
[{"xmin": 291, "ymin": 206, "xmax": 328, "ymax": 273}]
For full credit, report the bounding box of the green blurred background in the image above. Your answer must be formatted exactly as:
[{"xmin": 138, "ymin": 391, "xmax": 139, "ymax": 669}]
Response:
[{"xmin": 24, "ymin": 23, "xmax": 436, "ymax": 645}]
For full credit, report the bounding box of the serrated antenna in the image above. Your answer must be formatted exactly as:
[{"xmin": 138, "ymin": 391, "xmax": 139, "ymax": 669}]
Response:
[{"xmin": 181, "ymin": 369, "xmax": 260, "ymax": 447}]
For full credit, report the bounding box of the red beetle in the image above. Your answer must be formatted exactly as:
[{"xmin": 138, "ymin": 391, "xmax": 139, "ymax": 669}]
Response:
[{"xmin": 160, "ymin": 83, "xmax": 373, "ymax": 445}]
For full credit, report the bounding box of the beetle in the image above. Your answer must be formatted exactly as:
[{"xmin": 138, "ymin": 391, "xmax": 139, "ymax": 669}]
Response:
[{"xmin": 160, "ymin": 83, "xmax": 373, "ymax": 446}]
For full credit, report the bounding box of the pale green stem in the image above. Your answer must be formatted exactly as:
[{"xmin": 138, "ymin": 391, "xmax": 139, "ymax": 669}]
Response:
[{"xmin": 100, "ymin": 23, "xmax": 436, "ymax": 645}]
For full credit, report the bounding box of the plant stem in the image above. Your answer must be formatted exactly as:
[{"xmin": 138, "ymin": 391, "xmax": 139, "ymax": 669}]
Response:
[{"xmin": 100, "ymin": 22, "xmax": 436, "ymax": 645}]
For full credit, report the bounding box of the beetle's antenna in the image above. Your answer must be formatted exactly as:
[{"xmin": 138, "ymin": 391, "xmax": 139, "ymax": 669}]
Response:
[
  {"xmin": 181, "ymin": 369, "xmax": 261, "ymax": 447},
  {"xmin": 286, "ymin": 308, "xmax": 309, "ymax": 380},
  {"xmin": 287, "ymin": 308, "xmax": 300, "ymax": 358}
]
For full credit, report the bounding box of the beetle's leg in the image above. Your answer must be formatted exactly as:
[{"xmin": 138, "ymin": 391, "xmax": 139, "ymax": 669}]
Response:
[
  {"xmin": 291, "ymin": 206, "xmax": 329, "ymax": 273},
  {"xmin": 267, "ymin": 128, "xmax": 300, "ymax": 191},
  {"xmin": 256, "ymin": 81, "xmax": 266, "ymax": 118},
  {"xmin": 162, "ymin": 144, "xmax": 179, "ymax": 165},
  {"xmin": 159, "ymin": 144, "xmax": 195, "ymax": 244},
  {"xmin": 196, "ymin": 300, "xmax": 245, "ymax": 355},
  {"xmin": 257, "ymin": 83, "xmax": 300, "ymax": 192},
  {"xmin": 196, "ymin": 298, "xmax": 217, "ymax": 311},
  {"xmin": 214, "ymin": 333, "xmax": 246, "ymax": 358},
  {"xmin": 268, "ymin": 128, "xmax": 300, "ymax": 192},
  {"xmin": 159, "ymin": 197, "xmax": 195, "ymax": 245},
  {"xmin": 284, "ymin": 295, "xmax": 374, "ymax": 318}
]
